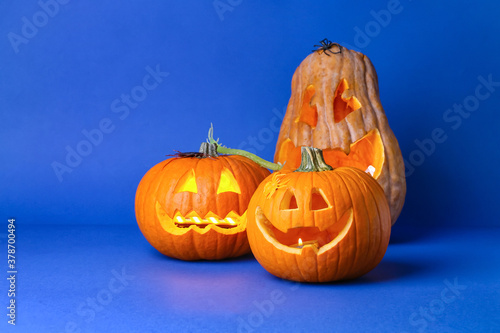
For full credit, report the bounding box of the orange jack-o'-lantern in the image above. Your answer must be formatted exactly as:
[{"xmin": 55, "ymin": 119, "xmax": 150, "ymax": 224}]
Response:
[
  {"xmin": 247, "ymin": 146, "xmax": 391, "ymax": 282},
  {"xmin": 135, "ymin": 142, "xmax": 270, "ymax": 260},
  {"xmin": 275, "ymin": 40, "xmax": 405, "ymax": 224}
]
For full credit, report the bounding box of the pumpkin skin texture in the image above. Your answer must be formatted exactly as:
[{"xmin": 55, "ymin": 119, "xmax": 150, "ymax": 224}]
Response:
[
  {"xmin": 135, "ymin": 143, "xmax": 270, "ymax": 261},
  {"xmin": 247, "ymin": 147, "xmax": 391, "ymax": 282},
  {"xmin": 274, "ymin": 44, "xmax": 405, "ymax": 225}
]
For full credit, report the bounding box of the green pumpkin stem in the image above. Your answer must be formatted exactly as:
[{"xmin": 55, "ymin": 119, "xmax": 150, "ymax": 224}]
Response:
[
  {"xmin": 207, "ymin": 124, "xmax": 282, "ymax": 171},
  {"xmin": 295, "ymin": 147, "xmax": 333, "ymax": 172},
  {"xmin": 217, "ymin": 145, "xmax": 282, "ymax": 171},
  {"xmin": 206, "ymin": 126, "xmax": 333, "ymax": 172}
]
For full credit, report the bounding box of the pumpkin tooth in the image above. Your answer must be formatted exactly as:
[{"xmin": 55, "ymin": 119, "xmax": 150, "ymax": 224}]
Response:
[
  {"xmin": 203, "ymin": 211, "xmax": 222, "ymax": 220},
  {"xmin": 300, "ymin": 243, "xmax": 319, "ymax": 255}
]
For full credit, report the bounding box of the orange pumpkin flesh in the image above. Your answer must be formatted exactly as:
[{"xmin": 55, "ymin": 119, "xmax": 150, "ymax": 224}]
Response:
[
  {"xmin": 295, "ymin": 84, "xmax": 318, "ymax": 128},
  {"xmin": 135, "ymin": 143, "xmax": 270, "ymax": 260},
  {"xmin": 275, "ymin": 43, "xmax": 406, "ymax": 225},
  {"xmin": 333, "ymin": 78, "xmax": 362, "ymax": 123},
  {"xmin": 247, "ymin": 147, "xmax": 391, "ymax": 282},
  {"xmin": 277, "ymin": 128, "xmax": 384, "ymax": 179}
]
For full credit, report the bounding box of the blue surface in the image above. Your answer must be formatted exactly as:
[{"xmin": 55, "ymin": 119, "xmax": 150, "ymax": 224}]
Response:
[
  {"xmin": 0, "ymin": 225, "xmax": 499, "ymax": 332},
  {"xmin": 2, "ymin": 1, "xmax": 500, "ymax": 332},
  {"xmin": 1, "ymin": 0, "xmax": 500, "ymax": 227}
]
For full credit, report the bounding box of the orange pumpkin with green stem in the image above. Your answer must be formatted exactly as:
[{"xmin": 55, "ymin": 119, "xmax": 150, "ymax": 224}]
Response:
[
  {"xmin": 135, "ymin": 141, "xmax": 270, "ymax": 260},
  {"xmin": 211, "ymin": 132, "xmax": 391, "ymax": 282}
]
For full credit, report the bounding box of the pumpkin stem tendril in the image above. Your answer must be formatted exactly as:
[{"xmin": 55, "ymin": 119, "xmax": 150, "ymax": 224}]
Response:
[{"xmin": 207, "ymin": 124, "xmax": 282, "ymax": 171}]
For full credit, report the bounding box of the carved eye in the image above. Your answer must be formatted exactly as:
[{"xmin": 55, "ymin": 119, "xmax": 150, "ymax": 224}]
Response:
[
  {"xmin": 217, "ymin": 167, "xmax": 241, "ymax": 194},
  {"xmin": 175, "ymin": 169, "xmax": 198, "ymax": 193},
  {"xmin": 333, "ymin": 79, "xmax": 362, "ymax": 123},
  {"xmin": 311, "ymin": 188, "xmax": 330, "ymax": 211},
  {"xmin": 295, "ymin": 84, "xmax": 318, "ymax": 128},
  {"xmin": 280, "ymin": 189, "xmax": 299, "ymax": 211}
]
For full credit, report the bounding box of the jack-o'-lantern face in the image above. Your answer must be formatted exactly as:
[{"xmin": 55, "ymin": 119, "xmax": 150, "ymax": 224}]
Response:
[
  {"xmin": 275, "ymin": 43, "xmax": 406, "ymax": 225},
  {"xmin": 294, "ymin": 79, "xmax": 362, "ymax": 129},
  {"xmin": 135, "ymin": 143, "xmax": 270, "ymax": 260},
  {"xmin": 155, "ymin": 165, "xmax": 247, "ymax": 234},
  {"xmin": 247, "ymin": 147, "xmax": 391, "ymax": 282},
  {"xmin": 278, "ymin": 78, "xmax": 382, "ymax": 176},
  {"xmin": 254, "ymin": 185, "xmax": 354, "ymax": 256}
]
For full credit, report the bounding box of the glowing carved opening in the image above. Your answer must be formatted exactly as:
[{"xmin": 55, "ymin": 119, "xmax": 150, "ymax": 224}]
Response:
[
  {"xmin": 174, "ymin": 214, "xmax": 238, "ymax": 229},
  {"xmin": 295, "ymin": 84, "xmax": 318, "ymax": 128},
  {"xmin": 155, "ymin": 202, "xmax": 245, "ymax": 235},
  {"xmin": 333, "ymin": 79, "xmax": 362, "ymax": 123},
  {"xmin": 280, "ymin": 190, "xmax": 298, "ymax": 211},
  {"xmin": 257, "ymin": 207, "xmax": 353, "ymax": 249},
  {"xmin": 217, "ymin": 167, "xmax": 241, "ymax": 194},
  {"xmin": 311, "ymin": 188, "xmax": 330, "ymax": 211},
  {"xmin": 175, "ymin": 169, "xmax": 198, "ymax": 193}
]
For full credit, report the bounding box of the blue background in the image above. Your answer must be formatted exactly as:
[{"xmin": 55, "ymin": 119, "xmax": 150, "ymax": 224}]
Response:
[{"xmin": 1, "ymin": 1, "xmax": 499, "ymax": 332}]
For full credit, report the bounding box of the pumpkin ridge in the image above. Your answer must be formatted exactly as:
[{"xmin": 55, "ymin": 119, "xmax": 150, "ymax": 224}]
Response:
[
  {"xmin": 342, "ymin": 51, "xmax": 355, "ymax": 149},
  {"xmin": 218, "ymin": 157, "xmax": 244, "ymax": 215},
  {"xmin": 136, "ymin": 160, "xmax": 165, "ymax": 224},
  {"xmin": 353, "ymin": 51, "xmax": 368, "ymax": 148},
  {"xmin": 332, "ymin": 170, "xmax": 358, "ymax": 276},
  {"xmin": 363, "ymin": 54, "xmax": 402, "ymax": 222},
  {"xmin": 291, "ymin": 59, "xmax": 304, "ymax": 149},
  {"xmin": 329, "ymin": 171, "xmax": 348, "ymax": 230},
  {"xmin": 230, "ymin": 230, "xmax": 245, "ymax": 257},
  {"xmin": 232, "ymin": 156, "xmax": 268, "ymax": 198},
  {"xmin": 339, "ymin": 169, "xmax": 372, "ymax": 269},
  {"xmin": 189, "ymin": 228, "xmax": 203, "ymax": 260},
  {"xmin": 350, "ymin": 168, "xmax": 390, "ymax": 268},
  {"xmin": 224, "ymin": 156, "xmax": 262, "ymax": 215},
  {"xmin": 351, "ymin": 170, "xmax": 379, "ymax": 264},
  {"xmin": 151, "ymin": 160, "xmax": 176, "ymax": 215}
]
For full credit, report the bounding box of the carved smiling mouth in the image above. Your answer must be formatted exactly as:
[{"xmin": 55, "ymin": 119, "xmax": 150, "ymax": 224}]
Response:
[
  {"xmin": 255, "ymin": 207, "xmax": 353, "ymax": 255},
  {"xmin": 155, "ymin": 201, "xmax": 245, "ymax": 235}
]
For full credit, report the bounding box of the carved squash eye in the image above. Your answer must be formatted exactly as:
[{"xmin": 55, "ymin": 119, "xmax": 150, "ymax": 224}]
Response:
[
  {"xmin": 217, "ymin": 167, "xmax": 241, "ymax": 194},
  {"xmin": 295, "ymin": 84, "xmax": 318, "ymax": 128},
  {"xmin": 333, "ymin": 79, "xmax": 362, "ymax": 123},
  {"xmin": 175, "ymin": 169, "xmax": 198, "ymax": 193}
]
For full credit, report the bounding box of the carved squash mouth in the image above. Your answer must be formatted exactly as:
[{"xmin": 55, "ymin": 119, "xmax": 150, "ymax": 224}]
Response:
[
  {"xmin": 276, "ymin": 129, "xmax": 384, "ymax": 178},
  {"xmin": 155, "ymin": 201, "xmax": 246, "ymax": 235},
  {"xmin": 255, "ymin": 206, "xmax": 353, "ymax": 255}
]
